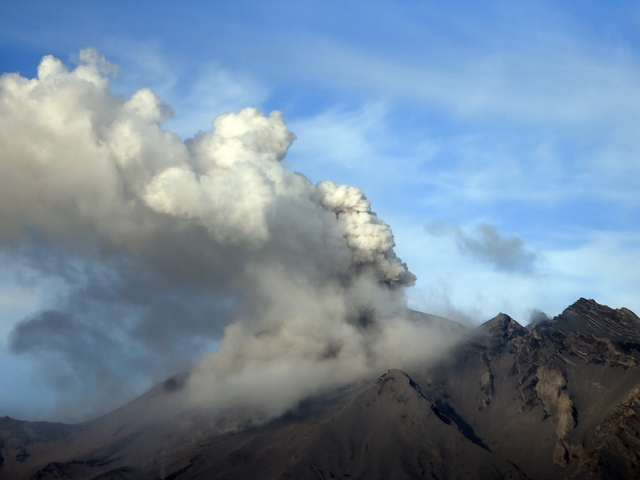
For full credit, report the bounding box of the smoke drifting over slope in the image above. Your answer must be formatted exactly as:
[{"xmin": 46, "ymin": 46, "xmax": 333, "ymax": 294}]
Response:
[{"xmin": 0, "ymin": 50, "xmax": 451, "ymax": 422}]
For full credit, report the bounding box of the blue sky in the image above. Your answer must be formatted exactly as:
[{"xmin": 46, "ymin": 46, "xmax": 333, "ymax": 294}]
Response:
[{"xmin": 2, "ymin": 1, "xmax": 640, "ymax": 419}]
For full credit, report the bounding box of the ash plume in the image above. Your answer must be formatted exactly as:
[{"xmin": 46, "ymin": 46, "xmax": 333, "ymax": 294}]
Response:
[
  {"xmin": 0, "ymin": 49, "xmax": 455, "ymax": 422},
  {"xmin": 426, "ymin": 221, "xmax": 538, "ymax": 273}
]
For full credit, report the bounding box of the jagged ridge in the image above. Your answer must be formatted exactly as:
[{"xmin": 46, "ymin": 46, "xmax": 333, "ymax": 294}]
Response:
[{"xmin": 3, "ymin": 299, "xmax": 640, "ymax": 479}]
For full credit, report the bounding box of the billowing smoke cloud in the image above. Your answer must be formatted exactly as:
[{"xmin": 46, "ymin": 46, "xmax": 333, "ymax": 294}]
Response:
[
  {"xmin": 1, "ymin": 49, "xmax": 456, "ymax": 423},
  {"xmin": 426, "ymin": 221, "xmax": 538, "ymax": 273},
  {"xmin": 526, "ymin": 308, "xmax": 551, "ymax": 329}
]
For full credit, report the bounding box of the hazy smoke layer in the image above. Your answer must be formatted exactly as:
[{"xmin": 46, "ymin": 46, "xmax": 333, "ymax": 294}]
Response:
[
  {"xmin": 1, "ymin": 50, "xmax": 452, "ymax": 422},
  {"xmin": 426, "ymin": 221, "xmax": 537, "ymax": 273}
]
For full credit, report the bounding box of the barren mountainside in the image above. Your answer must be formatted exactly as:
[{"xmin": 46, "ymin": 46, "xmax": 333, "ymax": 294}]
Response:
[{"xmin": 2, "ymin": 299, "xmax": 640, "ymax": 479}]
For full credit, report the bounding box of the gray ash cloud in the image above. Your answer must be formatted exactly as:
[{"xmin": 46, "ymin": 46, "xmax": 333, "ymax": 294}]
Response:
[{"xmin": 0, "ymin": 50, "xmax": 459, "ymax": 422}]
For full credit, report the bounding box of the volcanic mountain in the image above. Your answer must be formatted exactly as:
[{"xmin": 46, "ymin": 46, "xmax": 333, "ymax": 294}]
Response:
[{"xmin": 2, "ymin": 299, "xmax": 640, "ymax": 479}]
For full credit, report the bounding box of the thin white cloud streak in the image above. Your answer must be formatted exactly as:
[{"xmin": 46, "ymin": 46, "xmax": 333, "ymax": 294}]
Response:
[
  {"xmin": 9, "ymin": 4, "xmax": 640, "ymax": 211},
  {"xmin": 266, "ymin": 22, "xmax": 640, "ymax": 210},
  {"xmin": 289, "ymin": 102, "xmax": 388, "ymax": 172},
  {"xmin": 285, "ymin": 101, "xmax": 640, "ymax": 224},
  {"xmin": 6, "ymin": 4, "xmax": 640, "ymax": 130},
  {"xmin": 275, "ymin": 29, "xmax": 640, "ymax": 127},
  {"xmin": 284, "ymin": 102, "xmax": 417, "ymax": 203},
  {"xmin": 100, "ymin": 38, "xmax": 269, "ymax": 139},
  {"xmin": 163, "ymin": 64, "xmax": 268, "ymax": 139}
]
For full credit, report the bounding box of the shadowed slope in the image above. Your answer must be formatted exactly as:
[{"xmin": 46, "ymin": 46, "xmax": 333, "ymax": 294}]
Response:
[{"xmin": 3, "ymin": 300, "xmax": 640, "ymax": 479}]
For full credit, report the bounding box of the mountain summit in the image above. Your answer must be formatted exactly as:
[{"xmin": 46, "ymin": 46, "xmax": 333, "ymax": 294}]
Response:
[{"xmin": 2, "ymin": 300, "xmax": 640, "ymax": 479}]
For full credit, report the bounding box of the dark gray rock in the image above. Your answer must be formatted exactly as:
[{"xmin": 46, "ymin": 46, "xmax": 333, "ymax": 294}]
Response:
[{"xmin": 3, "ymin": 299, "xmax": 640, "ymax": 479}]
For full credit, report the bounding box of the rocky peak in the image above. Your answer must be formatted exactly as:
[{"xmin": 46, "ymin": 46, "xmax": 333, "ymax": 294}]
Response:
[
  {"xmin": 554, "ymin": 298, "xmax": 640, "ymax": 343},
  {"xmin": 567, "ymin": 297, "xmax": 599, "ymax": 310},
  {"xmin": 375, "ymin": 369, "xmax": 427, "ymax": 403},
  {"xmin": 478, "ymin": 313, "xmax": 526, "ymax": 345}
]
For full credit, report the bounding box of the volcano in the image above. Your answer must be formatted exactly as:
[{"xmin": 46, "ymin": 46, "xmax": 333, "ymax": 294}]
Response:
[{"xmin": 2, "ymin": 299, "xmax": 640, "ymax": 479}]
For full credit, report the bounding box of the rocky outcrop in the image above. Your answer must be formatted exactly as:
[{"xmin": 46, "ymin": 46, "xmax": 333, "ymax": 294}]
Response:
[
  {"xmin": 573, "ymin": 385, "xmax": 640, "ymax": 479},
  {"xmin": 534, "ymin": 362, "xmax": 577, "ymax": 466}
]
